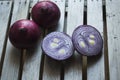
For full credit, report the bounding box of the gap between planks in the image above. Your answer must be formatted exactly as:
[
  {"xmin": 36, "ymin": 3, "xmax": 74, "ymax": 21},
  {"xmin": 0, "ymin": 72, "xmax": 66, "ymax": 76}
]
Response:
[{"xmin": 102, "ymin": 0, "xmax": 110, "ymax": 80}]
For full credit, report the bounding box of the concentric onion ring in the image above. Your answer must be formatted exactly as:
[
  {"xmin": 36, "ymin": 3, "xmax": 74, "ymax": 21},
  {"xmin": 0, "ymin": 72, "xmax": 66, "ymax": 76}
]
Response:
[{"xmin": 72, "ymin": 25, "xmax": 103, "ymax": 56}]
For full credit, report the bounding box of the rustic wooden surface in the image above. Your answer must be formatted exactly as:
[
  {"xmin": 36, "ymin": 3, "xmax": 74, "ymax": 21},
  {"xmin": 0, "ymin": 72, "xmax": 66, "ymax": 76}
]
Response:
[
  {"xmin": 0, "ymin": 0, "xmax": 120, "ymax": 80},
  {"xmin": 106, "ymin": 0, "xmax": 120, "ymax": 80},
  {"xmin": 0, "ymin": 1, "xmax": 12, "ymax": 67}
]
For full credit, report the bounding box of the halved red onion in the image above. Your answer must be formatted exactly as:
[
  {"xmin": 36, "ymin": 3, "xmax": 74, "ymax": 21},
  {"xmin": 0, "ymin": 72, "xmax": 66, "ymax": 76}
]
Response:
[
  {"xmin": 42, "ymin": 32, "xmax": 74, "ymax": 60},
  {"xmin": 72, "ymin": 25, "xmax": 103, "ymax": 56}
]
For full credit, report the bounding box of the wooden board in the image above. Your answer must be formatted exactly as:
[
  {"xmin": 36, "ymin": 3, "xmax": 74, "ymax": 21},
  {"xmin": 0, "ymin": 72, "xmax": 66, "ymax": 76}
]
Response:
[
  {"xmin": 106, "ymin": 0, "xmax": 120, "ymax": 80},
  {"xmin": 64, "ymin": 0, "xmax": 84, "ymax": 80},
  {"xmin": 21, "ymin": 0, "xmax": 43, "ymax": 80},
  {"xmin": 87, "ymin": 0, "xmax": 105, "ymax": 80},
  {"xmin": 1, "ymin": 0, "xmax": 30, "ymax": 80},
  {"xmin": 42, "ymin": 0, "xmax": 66, "ymax": 80},
  {"xmin": 0, "ymin": 1, "xmax": 12, "ymax": 68}
]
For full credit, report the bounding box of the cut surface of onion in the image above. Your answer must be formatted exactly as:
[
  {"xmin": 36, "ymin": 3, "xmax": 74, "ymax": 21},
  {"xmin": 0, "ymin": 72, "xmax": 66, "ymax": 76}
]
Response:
[
  {"xmin": 72, "ymin": 25, "xmax": 103, "ymax": 56},
  {"xmin": 42, "ymin": 32, "xmax": 74, "ymax": 60}
]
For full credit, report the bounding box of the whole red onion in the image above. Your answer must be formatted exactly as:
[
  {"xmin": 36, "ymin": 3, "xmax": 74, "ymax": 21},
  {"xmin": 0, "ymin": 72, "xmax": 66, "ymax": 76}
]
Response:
[
  {"xmin": 31, "ymin": 1, "xmax": 60, "ymax": 28},
  {"xmin": 9, "ymin": 19, "xmax": 41, "ymax": 49}
]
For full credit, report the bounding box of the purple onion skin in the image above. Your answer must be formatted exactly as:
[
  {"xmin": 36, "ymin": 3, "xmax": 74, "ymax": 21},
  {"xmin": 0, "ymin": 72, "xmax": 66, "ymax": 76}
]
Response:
[
  {"xmin": 31, "ymin": 1, "xmax": 60, "ymax": 28},
  {"xmin": 42, "ymin": 32, "xmax": 74, "ymax": 61},
  {"xmin": 9, "ymin": 19, "xmax": 41, "ymax": 49},
  {"xmin": 72, "ymin": 25, "xmax": 103, "ymax": 56}
]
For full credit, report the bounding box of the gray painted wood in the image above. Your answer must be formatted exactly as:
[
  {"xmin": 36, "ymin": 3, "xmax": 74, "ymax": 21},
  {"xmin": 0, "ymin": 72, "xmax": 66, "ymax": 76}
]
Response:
[
  {"xmin": 1, "ymin": 0, "xmax": 30, "ymax": 80},
  {"xmin": 106, "ymin": 0, "xmax": 120, "ymax": 80},
  {"xmin": 64, "ymin": 0, "xmax": 84, "ymax": 80},
  {"xmin": 42, "ymin": 0, "xmax": 66, "ymax": 80},
  {"xmin": 21, "ymin": 0, "xmax": 43, "ymax": 80},
  {"xmin": 21, "ymin": 39, "xmax": 42, "ymax": 80},
  {"xmin": 0, "ymin": 1, "xmax": 12, "ymax": 67},
  {"xmin": 87, "ymin": 0, "xmax": 105, "ymax": 80}
]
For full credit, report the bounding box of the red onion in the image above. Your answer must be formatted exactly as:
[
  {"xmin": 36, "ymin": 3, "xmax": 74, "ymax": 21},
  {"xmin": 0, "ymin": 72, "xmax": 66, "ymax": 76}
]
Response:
[
  {"xmin": 31, "ymin": 1, "xmax": 60, "ymax": 28},
  {"xmin": 9, "ymin": 19, "xmax": 41, "ymax": 49},
  {"xmin": 42, "ymin": 32, "xmax": 74, "ymax": 60},
  {"xmin": 72, "ymin": 25, "xmax": 103, "ymax": 56}
]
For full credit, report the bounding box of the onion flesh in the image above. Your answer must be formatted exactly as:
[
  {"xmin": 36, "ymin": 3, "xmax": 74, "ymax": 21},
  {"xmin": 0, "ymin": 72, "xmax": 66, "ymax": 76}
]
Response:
[
  {"xmin": 42, "ymin": 32, "xmax": 74, "ymax": 60},
  {"xmin": 72, "ymin": 25, "xmax": 103, "ymax": 56}
]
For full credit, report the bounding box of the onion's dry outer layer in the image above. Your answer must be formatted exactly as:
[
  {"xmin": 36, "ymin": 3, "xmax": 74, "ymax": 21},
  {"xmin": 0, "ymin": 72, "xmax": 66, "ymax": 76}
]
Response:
[
  {"xmin": 9, "ymin": 19, "xmax": 41, "ymax": 49},
  {"xmin": 42, "ymin": 32, "xmax": 74, "ymax": 60},
  {"xmin": 72, "ymin": 25, "xmax": 103, "ymax": 56},
  {"xmin": 31, "ymin": 1, "xmax": 60, "ymax": 28}
]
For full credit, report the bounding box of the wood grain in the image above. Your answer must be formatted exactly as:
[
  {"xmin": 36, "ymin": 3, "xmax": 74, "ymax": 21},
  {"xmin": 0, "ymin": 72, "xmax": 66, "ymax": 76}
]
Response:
[
  {"xmin": 64, "ymin": 0, "xmax": 84, "ymax": 80},
  {"xmin": 87, "ymin": 0, "xmax": 105, "ymax": 80},
  {"xmin": 42, "ymin": 0, "xmax": 66, "ymax": 80},
  {"xmin": 1, "ymin": 0, "xmax": 30, "ymax": 80},
  {"xmin": 106, "ymin": 0, "xmax": 120, "ymax": 80},
  {"xmin": 21, "ymin": 0, "xmax": 43, "ymax": 80},
  {"xmin": 0, "ymin": 1, "xmax": 12, "ymax": 68}
]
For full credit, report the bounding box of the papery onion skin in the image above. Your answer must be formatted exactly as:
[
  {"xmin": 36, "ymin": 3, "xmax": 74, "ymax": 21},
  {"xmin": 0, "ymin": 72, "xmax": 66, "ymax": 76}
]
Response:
[
  {"xmin": 42, "ymin": 32, "xmax": 74, "ymax": 61},
  {"xmin": 72, "ymin": 25, "xmax": 103, "ymax": 56},
  {"xmin": 9, "ymin": 19, "xmax": 41, "ymax": 49},
  {"xmin": 31, "ymin": 1, "xmax": 60, "ymax": 28}
]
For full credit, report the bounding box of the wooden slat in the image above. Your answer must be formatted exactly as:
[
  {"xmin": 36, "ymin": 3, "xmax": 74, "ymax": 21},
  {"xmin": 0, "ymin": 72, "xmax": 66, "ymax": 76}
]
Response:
[
  {"xmin": 106, "ymin": 0, "xmax": 120, "ymax": 80},
  {"xmin": 64, "ymin": 0, "xmax": 84, "ymax": 80},
  {"xmin": 21, "ymin": 40, "xmax": 42, "ymax": 80},
  {"xmin": 0, "ymin": 1, "xmax": 12, "ymax": 68},
  {"xmin": 1, "ymin": 0, "xmax": 30, "ymax": 80},
  {"xmin": 42, "ymin": 0, "xmax": 66, "ymax": 80},
  {"xmin": 21, "ymin": 0, "xmax": 43, "ymax": 80},
  {"xmin": 87, "ymin": 0, "xmax": 105, "ymax": 80}
]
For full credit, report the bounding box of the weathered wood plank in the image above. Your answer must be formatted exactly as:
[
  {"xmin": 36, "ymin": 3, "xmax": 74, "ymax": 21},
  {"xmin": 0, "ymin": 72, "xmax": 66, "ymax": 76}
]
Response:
[
  {"xmin": 64, "ymin": 0, "xmax": 84, "ymax": 80},
  {"xmin": 106, "ymin": 0, "xmax": 120, "ymax": 80},
  {"xmin": 21, "ymin": 40, "xmax": 42, "ymax": 80},
  {"xmin": 21, "ymin": 0, "xmax": 43, "ymax": 80},
  {"xmin": 87, "ymin": 0, "xmax": 105, "ymax": 80},
  {"xmin": 42, "ymin": 0, "xmax": 66, "ymax": 80},
  {"xmin": 1, "ymin": 0, "xmax": 30, "ymax": 80},
  {"xmin": 0, "ymin": 1, "xmax": 12, "ymax": 69}
]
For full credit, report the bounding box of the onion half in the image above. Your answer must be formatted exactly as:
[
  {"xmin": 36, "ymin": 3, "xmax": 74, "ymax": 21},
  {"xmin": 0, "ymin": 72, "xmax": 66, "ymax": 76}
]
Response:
[
  {"xmin": 42, "ymin": 32, "xmax": 74, "ymax": 60},
  {"xmin": 72, "ymin": 25, "xmax": 103, "ymax": 56}
]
